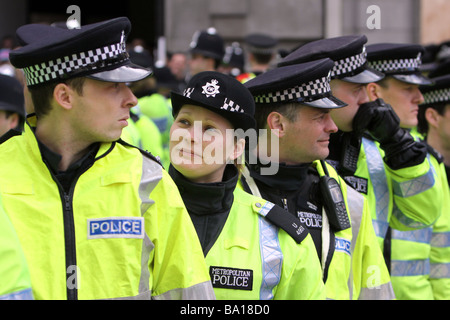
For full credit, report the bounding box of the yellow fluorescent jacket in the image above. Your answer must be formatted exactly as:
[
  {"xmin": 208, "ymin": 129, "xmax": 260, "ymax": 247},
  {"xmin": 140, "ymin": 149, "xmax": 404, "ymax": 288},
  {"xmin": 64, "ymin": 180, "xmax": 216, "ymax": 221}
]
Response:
[{"xmin": 0, "ymin": 122, "xmax": 214, "ymax": 300}]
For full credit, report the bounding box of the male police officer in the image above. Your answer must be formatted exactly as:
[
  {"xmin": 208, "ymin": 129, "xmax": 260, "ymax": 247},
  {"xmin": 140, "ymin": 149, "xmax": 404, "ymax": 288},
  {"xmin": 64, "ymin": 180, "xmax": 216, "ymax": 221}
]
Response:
[
  {"xmin": 188, "ymin": 28, "xmax": 225, "ymax": 77},
  {"xmin": 417, "ymin": 70, "xmax": 450, "ymax": 299},
  {"xmin": 362, "ymin": 43, "xmax": 445, "ymax": 299},
  {"xmin": 0, "ymin": 74, "xmax": 25, "ymax": 140},
  {"xmin": 1, "ymin": 17, "xmax": 214, "ymax": 300},
  {"xmin": 242, "ymin": 58, "xmax": 394, "ymax": 299},
  {"xmin": 279, "ymin": 36, "xmax": 442, "ymax": 261},
  {"xmin": 237, "ymin": 33, "xmax": 277, "ymax": 83}
]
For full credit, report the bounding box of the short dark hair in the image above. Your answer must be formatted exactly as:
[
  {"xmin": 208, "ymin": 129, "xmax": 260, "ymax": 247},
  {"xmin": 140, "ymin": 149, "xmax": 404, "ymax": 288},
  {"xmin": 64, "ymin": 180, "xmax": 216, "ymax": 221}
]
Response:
[
  {"xmin": 253, "ymin": 102, "xmax": 299, "ymax": 131},
  {"xmin": 28, "ymin": 77, "xmax": 85, "ymax": 118}
]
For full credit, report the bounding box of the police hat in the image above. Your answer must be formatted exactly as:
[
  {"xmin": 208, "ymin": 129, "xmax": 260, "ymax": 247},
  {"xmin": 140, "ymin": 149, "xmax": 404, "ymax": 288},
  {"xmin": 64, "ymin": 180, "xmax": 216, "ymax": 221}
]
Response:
[
  {"xmin": 245, "ymin": 58, "xmax": 347, "ymax": 109},
  {"xmin": 278, "ymin": 35, "xmax": 384, "ymax": 84},
  {"xmin": 9, "ymin": 17, "xmax": 151, "ymax": 87},
  {"xmin": 245, "ymin": 33, "xmax": 278, "ymax": 55},
  {"xmin": 366, "ymin": 43, "xmax": 433, "ymax": 85},
  {"xmin": 171, "ymin": 71, "xmax": 256, "ymax": 131},
  {"xmin": 419, "ymin": 74, "xmax": 450, "ymax": 108},
  {"xmin": 189, "ymin": 28, "xmax": 225, "ymax": 61},
  {"xmin": 0, "ymin": 74, "xmax": 25, "ymax": 120}
]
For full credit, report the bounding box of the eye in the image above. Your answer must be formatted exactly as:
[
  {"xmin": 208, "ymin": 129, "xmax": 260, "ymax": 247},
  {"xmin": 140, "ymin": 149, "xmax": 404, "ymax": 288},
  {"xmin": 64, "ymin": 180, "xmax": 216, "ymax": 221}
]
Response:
[{"xmin": 176, "ymin": 118, "xmax": 191, "ymax": 126}]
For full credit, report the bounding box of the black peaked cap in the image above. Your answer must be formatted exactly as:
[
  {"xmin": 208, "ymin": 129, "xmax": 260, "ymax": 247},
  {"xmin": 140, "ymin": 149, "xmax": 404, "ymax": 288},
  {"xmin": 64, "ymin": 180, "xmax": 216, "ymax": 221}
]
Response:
[
  {"xmin": 279, "ymin": 35, "xmax": 384, "ymax": 84},
  {"xmin": 245, "ymin": 58, "xmax": 347, "ymax": 109},
  {"xmin": 366, "ymin": 43, "xmax": 433, "ymax": 85},
  {"xmin": 10, "ymin": 17, "xmax": 151, "ymax": 86}
]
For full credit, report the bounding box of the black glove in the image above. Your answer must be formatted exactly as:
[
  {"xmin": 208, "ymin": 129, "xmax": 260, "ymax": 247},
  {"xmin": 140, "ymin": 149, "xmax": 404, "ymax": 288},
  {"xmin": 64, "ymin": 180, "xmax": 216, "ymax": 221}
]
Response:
[
  {"xmin": 353, "ymin": 98, "xmax": 427, "ymax": 170},
  {"xmin": 353, "ymin": 98, "xmax": 400, "ymax": 142}
]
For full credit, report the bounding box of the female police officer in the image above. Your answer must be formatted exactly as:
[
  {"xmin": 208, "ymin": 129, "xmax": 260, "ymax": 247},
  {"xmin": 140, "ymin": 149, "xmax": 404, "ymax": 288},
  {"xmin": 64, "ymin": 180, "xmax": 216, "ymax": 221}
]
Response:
[{"xmin": 168, "ymin": 71, "xmax": 326, "ymax": 299}]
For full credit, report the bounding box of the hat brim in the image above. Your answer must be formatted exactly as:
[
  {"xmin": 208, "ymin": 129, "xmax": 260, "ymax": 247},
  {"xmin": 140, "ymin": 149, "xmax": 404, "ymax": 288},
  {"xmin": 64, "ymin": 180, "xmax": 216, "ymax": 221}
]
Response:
[
  {"xmin": 87, "ymin": 63, "xmax": 152, "ymax": 83},
  {"xmin": 171, "ymin": 91, "xmax": 256, "ymax": 131},
  {"xmin": 392, "ymin": 73, "xmax": 434, "ymax": 86},
  {"xmin": 340, "ymin": 67, "xmax": 385, "ymax": 84},
  {"xmin": 300, "ymin": 95, "xmax": 348, "ymax": 109}
]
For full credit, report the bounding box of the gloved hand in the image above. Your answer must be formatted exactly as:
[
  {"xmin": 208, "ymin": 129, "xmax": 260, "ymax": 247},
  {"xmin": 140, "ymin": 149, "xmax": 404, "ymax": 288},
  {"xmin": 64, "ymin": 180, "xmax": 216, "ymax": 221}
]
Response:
[
  {"xmin": 353, "ymin": 98, "xmax": 400, "ymax": 142},
  {"xmin": 353, "ymin": 99, "xmax": 427, "ymax": 170}
]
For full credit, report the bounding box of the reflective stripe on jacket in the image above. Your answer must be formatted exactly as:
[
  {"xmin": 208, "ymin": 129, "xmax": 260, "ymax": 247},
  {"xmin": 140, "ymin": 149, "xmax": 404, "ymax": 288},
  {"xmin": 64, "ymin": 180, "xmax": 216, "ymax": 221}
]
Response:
[{"xmin": 390, "ymin": 154, "xmax": 450, "ymax": 299}]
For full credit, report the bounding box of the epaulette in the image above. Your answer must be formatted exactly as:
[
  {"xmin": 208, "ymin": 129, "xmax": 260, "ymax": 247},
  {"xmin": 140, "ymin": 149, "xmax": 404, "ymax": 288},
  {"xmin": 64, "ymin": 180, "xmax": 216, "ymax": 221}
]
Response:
[
  {"xmin": 422, "ymin": 139, "xmax": 444, "ymax": 164},
  {"xmin": 253, "ymin": 200, "xmax": 309, "ymax": 244},
  {"xmin": 116, "ymin": 138, "xmax": 163, "ymax": 168}
]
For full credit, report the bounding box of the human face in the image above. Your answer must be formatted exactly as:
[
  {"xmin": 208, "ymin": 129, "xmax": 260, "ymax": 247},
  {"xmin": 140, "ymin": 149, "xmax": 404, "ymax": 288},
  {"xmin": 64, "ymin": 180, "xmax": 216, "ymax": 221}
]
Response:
[
  {"xmin": 69, "ymin": 79, "xmax": 137, "ymax": 144},
  {"xmin": 435, "ymin": 105, "xmax": 450, "ymax": 151},
  {"xmin": 330, "ymin": 79, "xmax": 369, "ymax": 132},
  {"xmin": 189, "ymin": 53, "xmax": 214, "ymax": 76},
  {"xmin": 0, "ymin": 110, "xmax": 19, "ymax": 137},
  {"xmin": 169, "ymin": 105, "xmax": 241, "ymax": 183},
  {"xmin": 375, "ymin": 78, "xmax": 424, "ymax": 129},
  {"xmin": 279, "ymin": 106, "xmax": 338, "ymax": 164}
]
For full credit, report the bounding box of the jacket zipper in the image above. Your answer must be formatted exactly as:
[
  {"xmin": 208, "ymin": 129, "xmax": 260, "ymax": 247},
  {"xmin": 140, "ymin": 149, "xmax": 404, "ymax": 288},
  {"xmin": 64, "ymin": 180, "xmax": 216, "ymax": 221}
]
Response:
[{"xmin": 62, "ymin": 190, "xmax": 77, "ymax": 300}]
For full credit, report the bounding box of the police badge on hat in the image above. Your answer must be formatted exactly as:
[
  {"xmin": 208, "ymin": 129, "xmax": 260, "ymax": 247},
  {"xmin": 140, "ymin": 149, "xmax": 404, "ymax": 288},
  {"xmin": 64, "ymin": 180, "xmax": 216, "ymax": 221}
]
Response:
[{"xmin": 202, "ymin": 79, "xmax": 221, "ymax": 97}]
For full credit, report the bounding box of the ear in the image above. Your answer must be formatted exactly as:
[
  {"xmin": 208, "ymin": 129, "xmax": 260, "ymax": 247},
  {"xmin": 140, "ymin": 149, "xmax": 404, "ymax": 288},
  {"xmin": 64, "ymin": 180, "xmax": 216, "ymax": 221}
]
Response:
[
  {"xmin": 366, "ymin": 82, "xmax": 382, "ymax": 101},
  {"xmin": 229, "ymin": 138, "xmax": 246, "ymax": 161},
  {"xmin": 266, "ymin": 111, "xmax": 286, "ymax": 138},
  {"xmin": 8, "ymin": 113, "xmax": 19, "ymax": 129},
  {"xmin": 53, "ymin": 83, "xmax": 75, "ymax": 110},
  {"xmin": 425, "ymin": 107, "xmax": 439, "ymax": 129}
]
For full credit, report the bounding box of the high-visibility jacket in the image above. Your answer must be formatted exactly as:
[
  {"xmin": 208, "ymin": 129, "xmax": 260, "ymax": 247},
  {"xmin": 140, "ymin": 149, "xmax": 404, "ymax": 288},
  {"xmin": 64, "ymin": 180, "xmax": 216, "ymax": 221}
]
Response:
[
  {"xmin": 122, "ymin": 111, "xmax": 166, "ymax": 168},
  {"xmin": 0, "ymin": 195, "xmax": 33, "ymax": 300},
  {"xmin": 0, "ymin": 119, "xmax": 214, "ymax": 300},
  {"xmin": 241, "ymin": 160, "xmax": 394, "ymax": 300},
  {"xmin": 170, "ymin": 164, "xmax": 326, "ymax": 300},
  {"xmin": 353, "ymin": 136, "xmax": 442, "ymax": 248},
  {"xmin": 136, "ymin": 93, "xmax": 173, "ymax": 169},
  {"xmin": 389, "ymin": 146, "xmax": 450, "ymax": 299}
]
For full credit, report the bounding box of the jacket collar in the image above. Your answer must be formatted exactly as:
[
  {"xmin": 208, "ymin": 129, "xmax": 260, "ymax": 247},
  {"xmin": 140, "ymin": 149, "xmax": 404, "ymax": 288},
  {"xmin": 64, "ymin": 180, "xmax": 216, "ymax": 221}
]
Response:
[{"xmin": 169, "ymin": 164, "xmax": 238, "ymax": 215}]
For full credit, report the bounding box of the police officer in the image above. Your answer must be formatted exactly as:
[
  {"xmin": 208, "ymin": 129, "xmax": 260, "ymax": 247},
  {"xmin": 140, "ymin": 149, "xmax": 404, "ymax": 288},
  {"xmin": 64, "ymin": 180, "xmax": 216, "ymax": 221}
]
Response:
[
  {"xmin": 392, "ymin": 68, "xmax": 450, "ymax": 300},
  {"xmin": 0, "ymin": 74, "xmax": 25, "ymax": 140},
  {"xmin": 242, "ymin": 58, "xmax": 394, "ymax": 299},
  {"xmin": 363, "ymin": 43, "xmax": 445, "ymax": 299},
  {"xmin": 237, "ymin": 33, "xmax": 277, "ymax": 83},
  {"xmin": 219, "ymin": 42, "xmax": 245, "ymax": 77},
  {"xmin": 279, "ymin": 36, "xmax": 442, "ymax": 260},
  {"xmin": 169, "ymin": 71, "xmax": 326, "ymax": 299},
  {"xmin": 188, "ymin": 28, "xmax": 225, "ymax": 77},
  {"xmin": 1, "ymin": 17, "xmax": 214, "ymax": 300}
]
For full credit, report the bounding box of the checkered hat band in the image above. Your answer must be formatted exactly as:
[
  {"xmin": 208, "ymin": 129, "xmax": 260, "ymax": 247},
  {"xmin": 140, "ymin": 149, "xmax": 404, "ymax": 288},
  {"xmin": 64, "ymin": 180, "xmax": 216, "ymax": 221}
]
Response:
[
  {"xmin": 369, "ymin": 57, "xmax": 421, "ymax": 73},
  {"xmin": 331, "ymin": 49, "xmax": 367, "ymax": 77},
  {"xmin": 23, "ymin": 42, "xmax": 127, "ymax": 86},
  {"xmin": 254, "ymin": 77, "xmax": 331, "ymax": 104},
  {"xmin": 422, "ymin": 88, "xmax": 450, "ymax": 105}
]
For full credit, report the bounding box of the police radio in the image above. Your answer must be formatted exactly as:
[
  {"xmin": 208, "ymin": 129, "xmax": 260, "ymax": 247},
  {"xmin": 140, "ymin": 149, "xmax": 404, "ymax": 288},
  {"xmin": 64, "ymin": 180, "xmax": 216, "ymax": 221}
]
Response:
[
  {"xmin": 338, "ymin": 132, "xmax": 361, "ymax": 176},
  {"xmin": 319, "ymin": 161, "xmax": 351, "ymax": 232}
]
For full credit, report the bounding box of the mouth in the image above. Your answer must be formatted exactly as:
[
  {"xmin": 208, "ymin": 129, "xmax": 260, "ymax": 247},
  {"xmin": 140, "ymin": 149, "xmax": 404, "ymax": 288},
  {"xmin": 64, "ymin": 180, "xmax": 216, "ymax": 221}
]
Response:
[
  {"xmin": 119, "ymin": 116, "xmax": 130, "ymax": 126},
  {"xmin": 180, "ymin": 148, "xmax": 201, "ymax": 158}
]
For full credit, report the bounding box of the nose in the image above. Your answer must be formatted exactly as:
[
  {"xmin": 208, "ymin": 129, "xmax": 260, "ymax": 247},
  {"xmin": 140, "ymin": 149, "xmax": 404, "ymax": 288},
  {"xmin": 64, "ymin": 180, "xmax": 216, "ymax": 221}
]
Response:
[
  {"xmin": 123, "ymin": 85, "xmax": 138, "ymax": 109},
  {"xmin": 414, "ymin": 87, "xmax": 425, "ymax": 105},
  {"xmin": 325, "ymin": 113, "xmax": 338, "ymax": 134}
]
